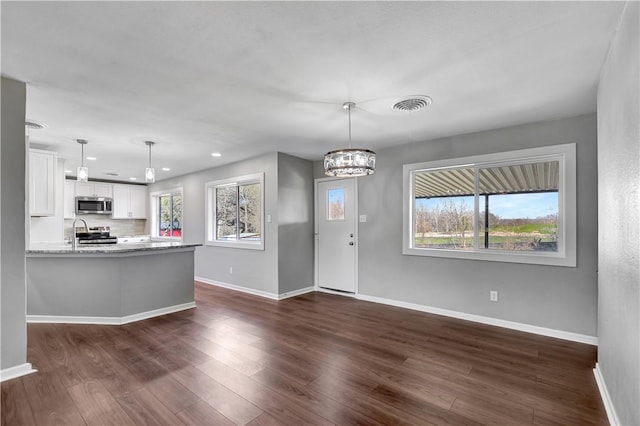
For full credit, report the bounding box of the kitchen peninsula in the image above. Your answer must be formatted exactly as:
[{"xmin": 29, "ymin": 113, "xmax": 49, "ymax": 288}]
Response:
[{"xmin": 26, "ymin": 242, "xmax": 200, "ymax": 324}]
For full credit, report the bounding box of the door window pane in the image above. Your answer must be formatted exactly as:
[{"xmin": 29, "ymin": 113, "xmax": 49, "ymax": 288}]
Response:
[{"xmin": 327, "ymin": 188, "xmax": 345, "ymax": 221}]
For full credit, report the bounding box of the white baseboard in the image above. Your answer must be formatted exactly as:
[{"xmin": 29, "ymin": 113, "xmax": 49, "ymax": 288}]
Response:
[
  {"xmin": 356, "ymin": 293, "xmax": 598, "ymax": 346},
  {"xmin": 316, "ymin": 286, "xmax": 356, "ymax": 297},
  {"xmin": 27, "ymin": 302, "xmax": 196, "ymax": 325},
  {"xmin": 278, "ymin": 286, "xmax": 315, "ymax": 300},
  {"xmin": 120, "ymin": 302, "xmax": 196, "ymax": 324},
  {"xmin": 195, "ymin": 277, "xmax": 314, "ymax": 300},
  {"xmin": 594, "ymin": 363, "xmax": 620, "ymax": 426},
  {"xmin": 196, "ymin": 279, "xmax": 596, "ymax": 345},
  {"xmin": 0, "ymin": 363, "xmax": 37, "ymax": 382}
]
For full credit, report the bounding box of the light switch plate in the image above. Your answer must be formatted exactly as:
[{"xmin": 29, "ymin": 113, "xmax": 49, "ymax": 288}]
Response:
[{"xmin": 359, "ymin": 215, "xmax": 367, "ymax": 223}]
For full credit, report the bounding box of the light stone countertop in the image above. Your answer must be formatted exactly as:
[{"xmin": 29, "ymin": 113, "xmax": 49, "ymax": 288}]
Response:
[{"xmin": 27, "ymin": 241, "xmax": 201, "ymax": 255}]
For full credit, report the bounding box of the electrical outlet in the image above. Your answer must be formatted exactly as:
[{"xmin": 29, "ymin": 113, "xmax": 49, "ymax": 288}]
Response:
[
  {"xmin": 229, "ymin": 266, "xmax": 233, "ymax": 274},
  {"xmin": 490, "ymin": 291, "xmax": 498, "ymax": 302}
]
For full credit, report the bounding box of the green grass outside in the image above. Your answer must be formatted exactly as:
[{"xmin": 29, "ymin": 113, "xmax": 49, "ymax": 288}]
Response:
[
  {"xmin": 489, "ymin": 223, "xmax": 557, "ymax": 234},
  {"xmin": 414, "ymin": 222, "xmax": 557, "ymax": 248},
  {"xmin": 415, "ymin": 233, "xmax": 557, "ymax": 249}
]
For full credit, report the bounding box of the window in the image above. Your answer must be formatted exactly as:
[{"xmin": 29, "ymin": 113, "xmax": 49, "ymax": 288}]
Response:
[
  {"xmin": 206, "ymin": 173, "xmax": 264, "ymax": 250},
  {"xmin": 150, "ymin": 189, "xmax": 183, "ymax": 240},
  {"xmin": 327, "ymin": 188, "xmax": 345, "ymax": 221},
  {"xmin": 403, "ymin": 144, "xmax": 576, "ymax": 266}
]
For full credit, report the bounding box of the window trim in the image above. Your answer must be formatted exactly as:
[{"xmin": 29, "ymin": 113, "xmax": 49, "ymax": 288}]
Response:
[
  {"xmin": 150, "ymin": 188, "xmax": 183, "ymax": 242},
  {"xmin": 205, "ymin": 172, "xmax": 265, "ymax": 251},
  {"xmin": 402, "ymin": 143, "xmax": 576, "ymax": 267}
]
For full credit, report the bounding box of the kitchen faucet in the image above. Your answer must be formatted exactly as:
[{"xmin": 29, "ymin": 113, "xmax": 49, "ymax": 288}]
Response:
[{"xmin": 71, "ymin": 218, "xmax": 88, "ymax": 251}]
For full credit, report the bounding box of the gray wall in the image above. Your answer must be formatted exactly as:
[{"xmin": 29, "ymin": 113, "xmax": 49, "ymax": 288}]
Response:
[
  {"xmin": 597, "ymin": 2, "xmax": 640, "ymax": 424},
  {"xmin": 149, "ymin": 153, "xmax": 280, "ymax": 294},
  {"xmin": 1, "ymin": 77, "xmax": 28, "ymax": 370},
  {"xmin": 150, "ymin": 152, "xmax": 315, "ymax": 296},
  {"xmin": 315, "ymin": 113, "xmax": 598, "ymax": 336},
  {"xmin": 277, "ymin": 153, "xmax": 314, "ymax": 293}
]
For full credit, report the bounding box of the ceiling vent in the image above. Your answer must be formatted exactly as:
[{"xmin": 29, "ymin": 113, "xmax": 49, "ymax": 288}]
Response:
[{"xmin": 392, "ymin": 96, "xmax": 433, "ymax": 112}]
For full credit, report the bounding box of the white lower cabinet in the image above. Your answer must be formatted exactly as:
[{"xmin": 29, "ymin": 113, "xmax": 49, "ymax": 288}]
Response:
[{"xmin": 113, "ymin": 184, "xmax": 147, "ymax": 219}]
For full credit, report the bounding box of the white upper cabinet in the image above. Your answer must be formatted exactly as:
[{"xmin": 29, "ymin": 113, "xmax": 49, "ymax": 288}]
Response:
[
  {"xmin": 112, "ymin": 184, "xmax": 147, "ymax": 219},
  {"xmin": 63, "ymin": 180, "xmax": 76, "ymax": 219},
  {"xmin": 29, "ymin": 149, "xmax": 56, "ymax": 217},
  {"xmin": 128, "ymin": 186, "xmax": 147, "ymax": 218},
  {"xmin": 76, "ymin": 181, "xmax": 112, "ymax": 198}
]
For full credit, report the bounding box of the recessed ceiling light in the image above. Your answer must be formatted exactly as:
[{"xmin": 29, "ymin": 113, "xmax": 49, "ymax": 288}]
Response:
[
  {"xmin": 161, "ymin": 167, "xmax": 171, "ymax": 171},
  {"xmin": 211, "ymin": 152, "xmax": 222, "ymax": 157},
  {"xmin": 86, "ymin": 156, "xmax": 97, "ymax": 161},
  {"xmin": 64, "ymin": 170, "xmax": 72, "ymax": 174},
  {"xmin": 129, "ymin": 177, "xmax": 137, "ymax": 181}
]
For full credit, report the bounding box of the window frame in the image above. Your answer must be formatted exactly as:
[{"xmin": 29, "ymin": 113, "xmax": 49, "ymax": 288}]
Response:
[
  {"xmin": 205, "ymin": 172, "xmax": 265, "ymax": 250},
  {"xmin": 402, "ymin": 143, "xmax": 576, "ymax": 267},
  {"xmin": 150, "ymin": 188, "xmax": 183, "ymax": 242}
]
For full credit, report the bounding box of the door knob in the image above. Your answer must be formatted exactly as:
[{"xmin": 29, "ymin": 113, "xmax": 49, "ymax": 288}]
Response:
[{"xmin": 349, "ymin": 241, "xmax": 354, "ymax": 246}]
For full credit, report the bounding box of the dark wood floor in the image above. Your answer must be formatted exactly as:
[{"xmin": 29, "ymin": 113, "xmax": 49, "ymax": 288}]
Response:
[{"xmin": 2, "ymin": 281, "xmax": 607, "ymax": 425}]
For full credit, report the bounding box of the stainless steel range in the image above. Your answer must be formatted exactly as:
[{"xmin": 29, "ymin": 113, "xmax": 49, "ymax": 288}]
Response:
[{"xmin": 76, "ymin": 226, "xmax": 118, "ymax": 245}]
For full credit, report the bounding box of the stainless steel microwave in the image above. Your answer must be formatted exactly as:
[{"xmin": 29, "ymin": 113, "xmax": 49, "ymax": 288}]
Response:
[{"xmin": 75, "ymin": 196, "xmax": 113, "ymax": 215}]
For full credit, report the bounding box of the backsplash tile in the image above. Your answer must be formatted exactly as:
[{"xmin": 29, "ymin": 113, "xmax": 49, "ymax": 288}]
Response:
[{"xmin": 64, "ymin": 215, "xmax": 146, "ymax": 239}]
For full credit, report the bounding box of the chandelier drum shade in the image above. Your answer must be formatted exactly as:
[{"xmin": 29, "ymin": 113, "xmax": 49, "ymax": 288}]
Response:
[
  {"xmin": 324, "ymin": 102, "xmax": 376, "ymax": 177},
  {"xmin": 324, "ymin": 148, "xmax": 376, "ymax": 177}
]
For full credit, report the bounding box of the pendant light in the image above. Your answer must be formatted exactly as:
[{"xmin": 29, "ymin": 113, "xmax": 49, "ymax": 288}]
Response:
[
  {"xmin": 145, "ymin": 141, "xmax": 155, "ymax": 183},
  {"xmin": 324, "ymin": 102, "xmax": 376, "ymax": 177},
  {"xmin": 76, "ymin": 139, "xmax": 89, "ymax": 182}
]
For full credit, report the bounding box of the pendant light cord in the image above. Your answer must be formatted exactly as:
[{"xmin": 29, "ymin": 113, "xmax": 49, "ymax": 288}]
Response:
[
  {"xmin": 81, "ymin": 143, "xmax": 84, "ymax": 168},
  {"xmin": 348, "ymin": 104, "xmax": 352, "ymax": 149}
]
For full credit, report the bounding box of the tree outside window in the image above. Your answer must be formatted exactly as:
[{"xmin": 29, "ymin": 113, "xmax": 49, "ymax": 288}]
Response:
[
  {"xmin": 206, "ymin": 173, "xmax": 264, "ymax": 250},
  {"xmin": 158, "ymin": 193, "xmax": 182, "ymax": 238}
]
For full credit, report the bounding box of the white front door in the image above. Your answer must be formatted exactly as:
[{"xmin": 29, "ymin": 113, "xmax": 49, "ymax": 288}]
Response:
[{"xmin": 316, "ymin": 178, "xmax": 357, "ymax": 293}]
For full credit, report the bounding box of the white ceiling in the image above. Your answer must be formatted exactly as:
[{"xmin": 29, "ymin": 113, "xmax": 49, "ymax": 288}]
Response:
[{"xmin": 1, "ymin": 1, "xmax": 625, "ymax": 183}]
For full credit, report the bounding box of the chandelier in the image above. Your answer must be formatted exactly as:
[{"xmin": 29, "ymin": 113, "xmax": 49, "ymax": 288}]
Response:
[{"xmin": 324, "ymin": 102, "xmax": 376, "ymax": 177}]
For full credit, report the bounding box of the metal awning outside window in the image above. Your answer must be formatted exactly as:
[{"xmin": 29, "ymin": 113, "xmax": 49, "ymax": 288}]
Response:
[{"xmin": 414, "ymin": 161, "xmax": 560, "ymax": 198}]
